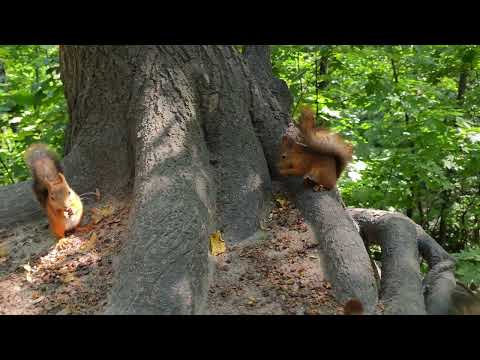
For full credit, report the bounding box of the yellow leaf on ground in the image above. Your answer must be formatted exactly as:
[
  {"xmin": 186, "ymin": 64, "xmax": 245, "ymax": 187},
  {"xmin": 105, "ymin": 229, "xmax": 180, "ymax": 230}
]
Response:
[
  {"xmin": 26, "ymin": 273, "xmax": 33, "ymax": 283},
  {"xmin": 0, "ymin": 244, "xmax": 8, "ymax": 258},
  {"xmin": 91, "ymin": 205, "xmax": 115, "ymax": 224},
  {"xmin": 275, "ymin": 194, "xmax": 288, "ymax": 209},
  {"xmin": 90, "ymin": 208, "xmax": 102, "ymax": 224},
  {"xmin": 209, "ymin": 230, "xmax": 226, "ymax": 256},
  {"xmin": 80, "ymin": 232, "xmax": 97, "ymax": 251},
  {"xmin": 62, "ymin": 273, "xmax": 76, "ymax": 283},
  {"xmin": 100, "ymin": 205, "xmax": 115, "ymax": 217},
  {"xmin": 23, "ymin": 263, "xmax": 32, "ymax": 272}
]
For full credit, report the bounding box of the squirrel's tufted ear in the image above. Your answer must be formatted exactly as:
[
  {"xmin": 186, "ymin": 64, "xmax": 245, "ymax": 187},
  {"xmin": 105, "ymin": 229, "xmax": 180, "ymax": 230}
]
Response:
[
  {"xmin": 45, "ymin": 179, "xmax": 53, "ymax": 191},
  {"xmin": 57, "ymin": 173, "xmax": 66, "ymax": 183}
]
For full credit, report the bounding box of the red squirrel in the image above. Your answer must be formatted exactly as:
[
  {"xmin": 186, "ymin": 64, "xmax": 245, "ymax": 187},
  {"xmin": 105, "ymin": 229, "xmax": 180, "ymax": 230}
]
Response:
[
  {"xmin": 25, "ymin": 143, "xmax": 83, "ymax": 239},
  {"xmin": 278, "ymin": 107, "xmax": 353, "ymax": 190},
  {"xmin": 343, "ymin": 299, "xmax": 364, "ymax": 315}
]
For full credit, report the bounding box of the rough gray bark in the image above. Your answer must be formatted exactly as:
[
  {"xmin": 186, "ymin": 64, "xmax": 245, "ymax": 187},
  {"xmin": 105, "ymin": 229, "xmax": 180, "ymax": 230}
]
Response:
[
  {"xmin": 349, "ymin": 208, "xmax": 426, "ymax": 314},
  {"xmin": 245, "ymin": 45, "xmax": 378, "ymax": 312},
  {"xmin": 78, "ymin": 45, "xmax": 273, "ymax": 314},
  {"xmin": 416, "ymin": 223, "xmax": 457, "ymax": 314},
  {"xmin": 0, "ymin": 181, "xmax": 43, "ymax": 228},
  {"xmin": 59, "ymin": 46, "xmax": 134, "ymax": 196},
  {"xmin": 243, "ymin": 46, "xmax": 291, "ymax": 178},
  {"xmin": 348, "ymin": 208, "xmax": 463, "ymax": 315}
]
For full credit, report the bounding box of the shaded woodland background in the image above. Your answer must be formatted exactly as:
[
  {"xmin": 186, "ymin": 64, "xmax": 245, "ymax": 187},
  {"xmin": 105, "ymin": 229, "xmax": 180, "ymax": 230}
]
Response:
[{"xmin": 1, "ymin": 45, "xmax": 479, "ymax": 291}]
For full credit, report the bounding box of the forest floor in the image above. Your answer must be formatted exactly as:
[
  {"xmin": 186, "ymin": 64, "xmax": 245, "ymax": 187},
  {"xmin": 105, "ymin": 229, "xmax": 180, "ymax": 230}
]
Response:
[
  {"xmin": 206, "ymin": 189, "xmax": 342, "ymax": 315},
  {"xmin": 0, "ymin": 197, "xmax": 130, "ymax": 315},
  {"xmin": 0, "ymin": 188, "xmax": 343, "ymax": 315}
]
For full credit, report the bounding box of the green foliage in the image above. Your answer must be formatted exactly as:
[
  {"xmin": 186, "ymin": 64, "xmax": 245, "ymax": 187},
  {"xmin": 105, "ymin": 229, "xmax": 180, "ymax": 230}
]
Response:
[
  {"xmin": 453, "ymin": 247, "xmax": 480, "ymax": 287},
  {"xmin": 0, "ymin": 45, "xmax": 67, "ymax": 185},
  {"xmin": 272, "ymin": 45, "xmax": 480, "ymax": 252}
]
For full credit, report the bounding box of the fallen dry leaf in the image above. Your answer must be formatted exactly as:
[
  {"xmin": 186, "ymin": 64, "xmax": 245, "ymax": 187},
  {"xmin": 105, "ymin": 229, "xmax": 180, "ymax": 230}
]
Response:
[
  {"xmin": 247, "ymin": 297, "xmax": 257, "ymax": 305},
  {"xmin": 23, "ymin": 263, "xmax": 32, "ymax": 272},
  {"xmin": 31, "ymin": 296, "xmax": 45, "ymax": 305},
  {"xmin": 90, "ymin": 208, "xmax": 102, "ymax": 224},
  {"xmin": 275, "ymin": 194, "xmax": 288, "ymax": 209},
  {"xmin": 91, "ymin": 205, "xmax": 115, "ymax": 224},
  {"xmin": 80, "ymin": 232, "xmax": 97, "ymax": 252},
  {"xmin": 209, "ymin": 230, "xmax": 226, "ymax": 256},
  {"xmin": 0, "ymin": 243, "xmax": 8, "ymax": 258},
  {"xmin": 62, "ymin": 273, "xmax": 76, "ymax": 284},
  {"xmin": 100, "ymin": 205, "xmax": 115, "ymax": 217}
]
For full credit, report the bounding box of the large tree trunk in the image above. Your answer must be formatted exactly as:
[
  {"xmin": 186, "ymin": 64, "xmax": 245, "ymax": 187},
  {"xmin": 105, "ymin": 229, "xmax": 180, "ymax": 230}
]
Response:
[
  {"xmin": 0, "ymin": 45, "xmax": 462, "ymax": 314},
  {"xmin": 60, "ymin": 46, "xmax": 287, "ymax": 314}
]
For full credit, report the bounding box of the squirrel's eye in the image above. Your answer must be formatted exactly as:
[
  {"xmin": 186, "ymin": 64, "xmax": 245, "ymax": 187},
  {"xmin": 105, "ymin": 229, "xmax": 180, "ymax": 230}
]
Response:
[{"xmin": 68, "ymin": 191, "xmax": 71, "ymax": 195}]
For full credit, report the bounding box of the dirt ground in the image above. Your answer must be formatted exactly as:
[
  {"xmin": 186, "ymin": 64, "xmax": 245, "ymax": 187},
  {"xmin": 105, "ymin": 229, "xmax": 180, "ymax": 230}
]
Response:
[
  {"xmin": 206, "ymin": 191, "xmax": 343, "ymax": 315},
  {"xmin": 0, "ymin": 190, "xmax": 346, "ymax": 315},
  {"xmin": 0, "ymin": 196, "xmax": 130, "ymax": 315}
]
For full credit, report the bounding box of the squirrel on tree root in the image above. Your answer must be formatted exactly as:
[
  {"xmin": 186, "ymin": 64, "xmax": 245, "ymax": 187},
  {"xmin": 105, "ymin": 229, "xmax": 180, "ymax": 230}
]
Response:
[
  {"xmin": 278, "ymin": 107, "xmax": 353, "ymax": 191},
  {"xmin": 25, "ymin": 143, "xmax": 83, "ymax": 239},
  {"xmin": 343, "ymin": 298, "xmax": 364, "ymax": 315}
]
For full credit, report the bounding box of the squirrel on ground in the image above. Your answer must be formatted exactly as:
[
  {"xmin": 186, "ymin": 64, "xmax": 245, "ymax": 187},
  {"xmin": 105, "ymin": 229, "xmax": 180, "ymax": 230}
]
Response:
[
  {"xmin": 24, "ymin": 143, "xmax": 83, "ymax": 239},
  {"xmin": 343, "ymin": 298, "xmax": 364, "ymax": 315},
  {"xmin": 278, "ymin": 107, "xmax": 353, "ymax": 191}
]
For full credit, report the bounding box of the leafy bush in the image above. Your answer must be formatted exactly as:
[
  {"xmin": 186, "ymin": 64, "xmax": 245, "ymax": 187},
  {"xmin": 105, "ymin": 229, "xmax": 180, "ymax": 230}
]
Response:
[
  {"xmin": 453, "ymin": 247, "xmax": 480, "ymax": 287},
  {"xmin": 272, "ymin": 45, "xmax": 480, "ymax": 252},
  {"xmin": 0, "ymin": 45, "xmax": 67, "ymax": 185}
]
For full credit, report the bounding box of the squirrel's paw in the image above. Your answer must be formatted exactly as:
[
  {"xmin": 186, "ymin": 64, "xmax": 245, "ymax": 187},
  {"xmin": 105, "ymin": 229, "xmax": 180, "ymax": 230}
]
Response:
[
  {"xmin": 55, "ymin": 237, "xmax": 71, "ymax": 251},
  {"xmin": 313, "ymin": 184, "xmax": 326, "ymax": 192}
]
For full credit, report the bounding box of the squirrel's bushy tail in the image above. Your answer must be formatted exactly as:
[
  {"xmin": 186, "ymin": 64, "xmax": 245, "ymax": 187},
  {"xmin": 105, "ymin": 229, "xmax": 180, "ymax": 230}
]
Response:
[
  {"xmin": 24, "ymin": 143, "xmax": 63, "ymax": 182},
  {"xmin": 298, "ymin": 107, "xmax": 353, "ymax": 178}
]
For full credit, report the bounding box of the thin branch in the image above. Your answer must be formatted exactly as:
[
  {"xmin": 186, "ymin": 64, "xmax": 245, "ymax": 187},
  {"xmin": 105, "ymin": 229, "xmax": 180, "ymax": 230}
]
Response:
[{"xmin": 390, "ymin": 59, "xmax": 399, "ymax": 83}]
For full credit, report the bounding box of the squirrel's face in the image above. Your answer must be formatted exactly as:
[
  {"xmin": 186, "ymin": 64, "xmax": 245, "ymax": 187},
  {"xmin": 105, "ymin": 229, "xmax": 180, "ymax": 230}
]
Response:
[
  {"xmin": 49, "ymin": 184, "xmax": 73, "ymax": 211},
  {"xmin": 46, "ymin": 174, "xmax": 74, "ymax": 213},
  {"xmin": 278, "ymin": 135, "xmax": 307, "ymax": 175},
  {"xmin": 278, "ymin": 149, "xmax": 293, "ymax": 173},
  {"xmin": 278, "ymin": 136, "xmax": 292, "ymax": 172}
]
